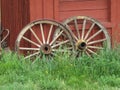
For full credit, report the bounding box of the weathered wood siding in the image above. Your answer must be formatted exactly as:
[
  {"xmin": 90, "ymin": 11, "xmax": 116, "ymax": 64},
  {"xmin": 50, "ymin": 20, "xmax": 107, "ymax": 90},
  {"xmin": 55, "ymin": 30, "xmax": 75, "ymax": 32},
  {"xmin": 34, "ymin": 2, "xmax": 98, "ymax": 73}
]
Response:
[
  {"xmin": 1, "ymin": 0, "xmax": 120, "ymax": 49},
  {"xmin": 1, "ymin": 0, "xmax": 29, "ymax": 49}
]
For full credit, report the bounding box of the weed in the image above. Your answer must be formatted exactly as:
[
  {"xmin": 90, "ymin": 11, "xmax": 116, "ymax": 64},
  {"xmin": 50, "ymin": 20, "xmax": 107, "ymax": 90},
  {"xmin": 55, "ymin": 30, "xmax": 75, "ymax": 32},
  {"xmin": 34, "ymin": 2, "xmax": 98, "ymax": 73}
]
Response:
[{"xmin": 0, "ymin": 46, "xmax": 120, "ymax": 90}]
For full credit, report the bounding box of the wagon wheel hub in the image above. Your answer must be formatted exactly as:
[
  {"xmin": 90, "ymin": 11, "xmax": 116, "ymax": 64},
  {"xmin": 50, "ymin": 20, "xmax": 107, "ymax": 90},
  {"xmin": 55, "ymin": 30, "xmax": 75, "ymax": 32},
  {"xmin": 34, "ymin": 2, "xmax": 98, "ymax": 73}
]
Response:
[
  {"xmin": 76, "ymin": 40, "xmax": 87, "ymax": 51},
  {"xmin": 41, "ymin": 44, "xmax": 52, "ymax": 54}
]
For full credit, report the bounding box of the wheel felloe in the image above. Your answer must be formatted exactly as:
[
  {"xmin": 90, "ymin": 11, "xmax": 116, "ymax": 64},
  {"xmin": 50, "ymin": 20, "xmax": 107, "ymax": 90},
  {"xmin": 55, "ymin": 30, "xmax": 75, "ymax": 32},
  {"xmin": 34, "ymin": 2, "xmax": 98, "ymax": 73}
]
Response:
[
  {"xmin": 15, "ymin": 19, "xmax": 75, "ymax": 59},
  {"xmin": 63, "ymin": 16, "xmax": 111, "ymax": 57}
]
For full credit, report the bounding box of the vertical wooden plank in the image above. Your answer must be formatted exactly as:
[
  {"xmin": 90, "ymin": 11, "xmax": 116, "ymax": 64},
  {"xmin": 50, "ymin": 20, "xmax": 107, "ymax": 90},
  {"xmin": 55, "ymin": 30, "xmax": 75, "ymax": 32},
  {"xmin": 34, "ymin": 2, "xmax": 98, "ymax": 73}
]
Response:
[
  {"xmin": 0, "ymin": 0, "xmax": 1, "ymax": 42},
  {"xmin": 110, "ymin": 0, "xmax": 117, "ymax": 23},
  {"xmin": 22, "ymin": 0, "xmax": 30, "ymax": 27},
  {"xmin": 54, "ymin": 0, "xmax": 59, "ymax": 20},
  {"xmin": 1, "ymin": 0, "xmax": 30, "ymax": 49},
  {"xmin": 116, "ymin": 0, "xmax": 120, "ymax": 43},
  {"xmin": 110, "ymin": 0, "xmax": 119, "ymax": 44},
  {"xmin": 29, "ymin": 0, "xmax": 43, "ymax": 21},
  {"xmin": 43, "ymin": 0, "xmax": 54, "ymax": 19},
  {"xmin": 110, "ymin": 0, "xmax": 120, "ymax": 44},
  {"xmin": 0, "ymin": 0, "xmax": 1, "ymax": 27}
]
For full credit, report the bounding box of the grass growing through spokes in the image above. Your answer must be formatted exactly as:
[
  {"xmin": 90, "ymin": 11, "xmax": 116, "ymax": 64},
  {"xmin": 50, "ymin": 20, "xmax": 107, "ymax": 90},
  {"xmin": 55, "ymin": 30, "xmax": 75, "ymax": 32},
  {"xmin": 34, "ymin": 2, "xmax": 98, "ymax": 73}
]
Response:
[{"xmin": 0, "ymin": 46, "xmax": 120, "ymax": 90}]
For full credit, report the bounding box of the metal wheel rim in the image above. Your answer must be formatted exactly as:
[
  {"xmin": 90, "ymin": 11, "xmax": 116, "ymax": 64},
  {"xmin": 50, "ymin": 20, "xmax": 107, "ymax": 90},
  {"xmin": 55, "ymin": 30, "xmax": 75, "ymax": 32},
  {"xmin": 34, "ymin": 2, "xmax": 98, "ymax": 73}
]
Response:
[
  {"xmin": 63, "ymin": 16, "xmax": 111, "ymax": 57},
  {"xmin": 15, "ymin": 19, "xmax": 75, "ymax": 59}
]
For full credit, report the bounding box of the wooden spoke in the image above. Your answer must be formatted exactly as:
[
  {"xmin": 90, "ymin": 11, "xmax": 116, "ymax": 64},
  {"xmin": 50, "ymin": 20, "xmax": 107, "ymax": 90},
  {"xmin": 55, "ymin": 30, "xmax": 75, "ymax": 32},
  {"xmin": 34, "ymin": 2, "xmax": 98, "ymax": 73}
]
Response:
[
  {"xmin": 87, "ymin": 48, "xmax": 97, "ymax": 55},
  {"xmin": 30, "ymin": 28, "xmax": 42, "ymax": 45},
  {"xmin": 19, "ymin": 47, "xmax": 40, "ymax": 51},
  {"xmin": 22, "ymin": 36, "xmax": 40, "ymax": 47},
  {"xmin": 24, "ymin": 51, "xmax": 40, "ymax": 59},
  {"xmin": 74, "ymin": 18, "xmax": 80, "ymax": 39},
  {"xmin": 84, "ymin": 23, "xmax": 95, "ymax": 40},
  {"xmin": 51, "ymin": 52, "xmax": 57, "ymax": 56},
  {"xmin": 86, "ymin": 29, "xmax": 103, "ymax": 42},
  {"xmin": 65, "ymin": 24, "xmax": 78, "ymax": 41},
  {"xmin": 87, "ymin": 46, "xmax": 103, "ymax": 49},
  {"xmin": 51, "ymin": 40, "xmax": 69, "ymax": 48},
  {"xmin": 66, "ymin": 47, "xmax": 73, "ymax": 50},
  {"xmin": 85, "ymin": 51, "xmax": 91, "ymax": 57},
  {"xmin": 52, "ymin": 49, "xmax": 71, "ymax": 52},
  {"xmin": 40, "ymin": 23, "xmax": 45, "ymax": 44},
  {"xmin": 53, "ymin": 28, "xmax": 61, "ymax": 37},
  {"xmin": 50, "ymin": 30, "xmax": 64, "ymax": 45},
  {"xmin": 47, "ymin": 25, "xmax": 53, "ymax": 44},
  {"xmin": 87, "ymin": 38, "xmax": 107, "ymax": 45},
  {"xmin": 81, "ymin": 19, "xmax": 87, "ymax": 39}
]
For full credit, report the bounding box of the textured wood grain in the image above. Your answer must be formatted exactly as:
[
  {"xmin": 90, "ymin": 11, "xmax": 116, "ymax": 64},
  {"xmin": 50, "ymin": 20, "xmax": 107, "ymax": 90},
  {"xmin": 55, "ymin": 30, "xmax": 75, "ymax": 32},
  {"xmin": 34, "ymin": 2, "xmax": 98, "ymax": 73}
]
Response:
[
  {"xmin": 59, "ymin": 0, "xmax": 110, "ymax": 22},
  {"xmin": 1, "ymin": 0, "xmax": 30, "ymax": 49},
  {"xmin": 1, "ymin": 0, "xmax": 120, "ymax": 49}
]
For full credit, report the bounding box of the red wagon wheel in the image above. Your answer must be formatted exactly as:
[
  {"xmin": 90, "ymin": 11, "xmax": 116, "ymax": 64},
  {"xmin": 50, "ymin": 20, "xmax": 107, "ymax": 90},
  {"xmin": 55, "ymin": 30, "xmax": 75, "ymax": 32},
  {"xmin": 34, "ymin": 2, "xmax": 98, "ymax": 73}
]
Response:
[
  {"xmin": 63, "ymin": 16, "xmax": 111, "ymax": 57},
  {"xmin": 15, "ymin": 19, "xmax": 75, "ymax": 59}
]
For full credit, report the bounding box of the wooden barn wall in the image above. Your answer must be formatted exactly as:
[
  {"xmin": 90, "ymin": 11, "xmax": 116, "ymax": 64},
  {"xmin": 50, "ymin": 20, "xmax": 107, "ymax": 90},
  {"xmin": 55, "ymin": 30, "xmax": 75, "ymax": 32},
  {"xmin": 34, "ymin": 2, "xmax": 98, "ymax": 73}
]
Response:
[
  {"xmin": 1, "ymin": 0, "xmax": 120, "ymax": 49},
  {"xmin": 27, "ymin": 0, "xmax": 120, "ymax": 45},
  {"xmin": 58, "ymin": 0, "xmax": 110, "ymax": 22},
  {"xmin": 1, "ymin": 0, "xmax": 30, "ymax": 49},
  {"xmin": 54, "ymin": 0, "xmax": 120, "ymax": 45},
  {"xmin": 29, "ymin": 0, "xmax": 54, "ymax": 21}
]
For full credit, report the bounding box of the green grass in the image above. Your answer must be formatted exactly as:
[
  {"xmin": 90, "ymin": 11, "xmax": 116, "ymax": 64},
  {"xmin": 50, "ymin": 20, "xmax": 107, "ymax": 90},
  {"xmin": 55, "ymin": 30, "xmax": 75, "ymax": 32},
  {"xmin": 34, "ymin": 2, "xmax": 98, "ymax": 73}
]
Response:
[{"xmin": 0, "ymin": 46, "xmax": 120, "ymax": 90}]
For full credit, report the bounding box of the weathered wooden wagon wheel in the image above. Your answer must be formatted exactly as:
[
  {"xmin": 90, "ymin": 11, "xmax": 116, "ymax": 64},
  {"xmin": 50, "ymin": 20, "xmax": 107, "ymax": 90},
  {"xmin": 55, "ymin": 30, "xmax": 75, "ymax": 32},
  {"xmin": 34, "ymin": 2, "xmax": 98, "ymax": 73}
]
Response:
[
  {"xmin": 15, "ymin": 19, "xmax": 75, "ymax": 59},
  {"xmin": 63, "ymin": 16, "xmax": 111, "ymax": 57}
]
